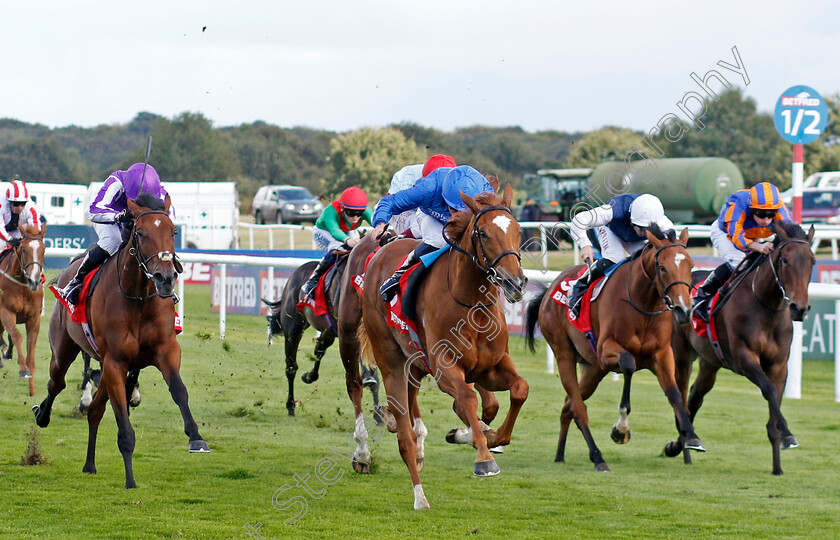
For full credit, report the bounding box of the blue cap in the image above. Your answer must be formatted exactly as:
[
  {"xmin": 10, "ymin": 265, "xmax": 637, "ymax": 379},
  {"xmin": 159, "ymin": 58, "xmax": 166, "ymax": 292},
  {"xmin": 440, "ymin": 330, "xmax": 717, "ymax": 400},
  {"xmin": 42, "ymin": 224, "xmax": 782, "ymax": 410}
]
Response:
[{"xmin": 441, "ymin": 166, "xmax": 493, "ymax": 210}]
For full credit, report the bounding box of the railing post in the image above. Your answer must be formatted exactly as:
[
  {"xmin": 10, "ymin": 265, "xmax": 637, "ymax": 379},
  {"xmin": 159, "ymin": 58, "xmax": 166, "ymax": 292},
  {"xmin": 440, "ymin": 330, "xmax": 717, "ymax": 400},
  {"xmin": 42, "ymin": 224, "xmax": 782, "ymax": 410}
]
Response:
[
  {"xmin": 539, "ymin": 225, "xmax": 548, "ymax": 270},
  {"xmin": 249, "ymin": 227, "xmax": 254, "ymax": 249},
  {"xmin": 785, "ymin": 321, "xmax": 803, "ymax": 399},
  {"xmin": 836, "ymin": 299, "xmax": 840, "ymax": 403},
  {"xmin": 220, "ymin": 263, "xmax": 227, "ymax": 339}
]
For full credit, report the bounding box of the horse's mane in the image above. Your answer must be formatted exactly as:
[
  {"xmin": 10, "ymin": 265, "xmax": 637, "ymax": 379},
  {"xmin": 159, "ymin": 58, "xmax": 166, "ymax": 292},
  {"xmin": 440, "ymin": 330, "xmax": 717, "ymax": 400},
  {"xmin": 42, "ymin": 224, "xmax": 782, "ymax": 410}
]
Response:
[
  {"xmin": 445, "ymin": 192, "xmax": 504, "ymax": 243},
  {"xmin": 18, "ymin": 223, "xmax": 39, "ymax": 236},
  {"xmin": 773, "ymin": 220, "xmax": 806, "ymax": 243},
  {"xmin": 134, "ymin": 191, "xmax": 165, "ymax": 211}
]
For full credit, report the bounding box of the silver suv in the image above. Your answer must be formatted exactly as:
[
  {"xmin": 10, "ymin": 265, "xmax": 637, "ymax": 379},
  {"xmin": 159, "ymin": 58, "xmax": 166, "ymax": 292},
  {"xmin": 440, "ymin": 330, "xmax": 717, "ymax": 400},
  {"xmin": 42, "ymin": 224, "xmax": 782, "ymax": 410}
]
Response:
[{"xmin": 252, "ymin": 185, "xmax": 323, "ymax": 224}]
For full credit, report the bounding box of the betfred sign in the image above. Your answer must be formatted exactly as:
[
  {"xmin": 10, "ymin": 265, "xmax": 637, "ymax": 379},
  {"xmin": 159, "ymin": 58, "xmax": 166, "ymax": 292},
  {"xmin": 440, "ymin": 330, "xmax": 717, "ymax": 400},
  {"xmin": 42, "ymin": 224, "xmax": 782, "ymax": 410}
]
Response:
[
  {"xmin": 774, "ymin": 85, "xmax": 828, "ymax": 145},
  {"xmin": 210, "ymin": 266, "xmax": 295, "ymax": 315}
]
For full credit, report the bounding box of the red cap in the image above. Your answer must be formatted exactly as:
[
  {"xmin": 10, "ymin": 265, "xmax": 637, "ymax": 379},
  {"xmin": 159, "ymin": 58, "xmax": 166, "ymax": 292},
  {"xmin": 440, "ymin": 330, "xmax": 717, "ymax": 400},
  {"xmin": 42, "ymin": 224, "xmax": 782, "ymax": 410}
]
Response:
[
  {"xmin": 422, "ymin": 154, "xmax": 456, "ymax": 177},
  {"xmin": 339, "ymin": 186, "xmax": 368, "ymax": 210}
]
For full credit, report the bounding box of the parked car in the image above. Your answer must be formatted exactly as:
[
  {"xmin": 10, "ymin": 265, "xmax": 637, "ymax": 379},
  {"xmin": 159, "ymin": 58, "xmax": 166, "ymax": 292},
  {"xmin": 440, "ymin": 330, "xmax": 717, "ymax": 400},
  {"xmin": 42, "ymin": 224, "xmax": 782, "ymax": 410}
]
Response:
[
  {"xmin": 252, "ymin": 185, "xmax": 323, "ymax": 224},
  {"xmin": 781, "ymin": 188, "xmax": 840, "ymax": 223}
]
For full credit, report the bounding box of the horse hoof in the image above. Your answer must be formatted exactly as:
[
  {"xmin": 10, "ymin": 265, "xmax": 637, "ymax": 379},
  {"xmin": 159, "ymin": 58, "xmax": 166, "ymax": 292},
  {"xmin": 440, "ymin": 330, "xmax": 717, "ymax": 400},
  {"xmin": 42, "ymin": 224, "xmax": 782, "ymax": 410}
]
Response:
[
  {"xmin": 352, "ymin": 459, "xmax": 370, "ymax": 474},
  {"xmin": 773, "ymin": 468, "xmax": 784, "ymax": 476},
  {"xmin": 129, "ymin": 396, "xmax": 141, "ymax": 408},
  {"xmin": 19, "ymin": 369, "xmax": 32, "ymax": 379},
  {"xmin": 594, "ymin": 463, "xmax": 611, "ymax": 472},
  {"xmin": 610, "ymin": 427, "xmax": 631, "ymax": 444},
  {"xmin": 301, "ymin": 372, "xmax": 318, "ymax": 384},
  {"xmin": 125, "ymin": 481, "xmax": 137, "ymax": 489},
  {"xmin": 78, "ymin": 403, "xmax": 89, "ymax": 415},
  {"xmin": 287, "ymin": 409, "xmax": 296, "ymax": 417},
  {"xmin": 783, "ymin": 436, "xmax": 799, "ymax": 450},
  {"xmin": 0, "ymin": 356, "xmax": 4, "ymax": 368},
  {"xmin": 684, "ymin": 438, "xmax": 705, "ymax": 452},
  {"xmin": 189, "ymin": 440, "xmax": 211, "ymax": 453},
  {"xmin": 474, "ymin": 459, "xmax": 500, "ymax": 477},
  {"xmin": 488, "ymin": 445, "xmax": 504, "ymax": 455},
  {"xmin": 445, "ymin": 429, "xmax": 458, "ymax": 444},
  {"xmin": 32, "ymin": 405, "xmax": 50, "ymax": 428},
  {"xmin": 662, "ymin": 442, "xmax": 683, "ymax": 458},
  {"xmin": 82, "ymin": 464, "xmax": 97, "ymax": 474},
  {"xmin": 416, "ymin": 457, "xmax": 424, "ymax": 472}
]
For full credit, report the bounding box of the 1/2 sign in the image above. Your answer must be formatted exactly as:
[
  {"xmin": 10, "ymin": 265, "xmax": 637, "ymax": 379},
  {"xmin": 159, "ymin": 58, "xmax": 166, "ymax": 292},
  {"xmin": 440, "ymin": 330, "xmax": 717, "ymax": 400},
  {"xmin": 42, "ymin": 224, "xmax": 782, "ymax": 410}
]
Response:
[{"xmin": 774, "ymin": 85, "xmax": 828, "ymax": 145}]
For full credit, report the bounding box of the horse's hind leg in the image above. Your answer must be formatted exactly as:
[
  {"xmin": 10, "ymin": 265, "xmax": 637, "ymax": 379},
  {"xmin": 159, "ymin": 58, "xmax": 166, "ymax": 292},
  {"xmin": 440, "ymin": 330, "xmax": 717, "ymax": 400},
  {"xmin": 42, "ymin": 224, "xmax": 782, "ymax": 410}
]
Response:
[
  {"xmin": 82, "ymin": 379, "xmax": 109, "ymax": 475},
  {"xmin": 126, "ymin": 370, "xmax": 141, "ymax": 408},
  {"xmin": 610, "ymin": 353, "xmax": 635, "ymax": 445},
  {"xmin": 283, "ymin": 317, "xmax": 306, "ymax": 416},
  {"xmin": 302, "ymin": 329, "xmax": 334, "ymax": 384},
  {"xmin": 0, "ymin": 328, "xmax": 9, "ymax": 367},
  {"xmin": 0, "ymin": 307, "xmax": 29, "ymax": 380},
  {"xmin": 156, "ymin": 345, "xmax": 210, "ymax": 454},
  {"xmin": 33, "ymin": 318, "xmax": 80, "ymax": 428}
]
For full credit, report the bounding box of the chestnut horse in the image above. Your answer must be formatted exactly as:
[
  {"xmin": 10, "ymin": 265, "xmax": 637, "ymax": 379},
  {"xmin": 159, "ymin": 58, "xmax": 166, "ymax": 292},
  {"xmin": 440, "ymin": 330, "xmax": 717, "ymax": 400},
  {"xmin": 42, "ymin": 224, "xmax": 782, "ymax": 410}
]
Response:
[
  {"xmin": 338, "ymin": 233, "xmax": 503, "ymax": 474},
  {"xmin": 525, "ymin": 225, "xmax": 704, "ymax": 471},
  {"xmin": 33, "ymin": 194, "xmax": 208, "ymax": 489},
  {"xmin": 664, "ymin": 221, "xmax": 815, "ymax": 475},
  {"xmin": 0, "ymin": 222, "xmax": 46, "ymax": 395},
  {"xmin": 359, "ymin": 185, "xmax": 529, "ymax": 509}
]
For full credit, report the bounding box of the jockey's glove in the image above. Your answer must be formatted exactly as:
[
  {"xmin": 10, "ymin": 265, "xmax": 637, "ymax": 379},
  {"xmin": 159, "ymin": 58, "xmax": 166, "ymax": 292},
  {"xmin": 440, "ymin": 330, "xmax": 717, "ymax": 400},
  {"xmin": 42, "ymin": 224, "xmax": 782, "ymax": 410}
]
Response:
[
  {"xmin": 8, "ymin": 237, "xmax": 20, "ymax": 248},
  {"xmin": 116, "ymin": 209, "xmax": 134, "ymax": 224}
]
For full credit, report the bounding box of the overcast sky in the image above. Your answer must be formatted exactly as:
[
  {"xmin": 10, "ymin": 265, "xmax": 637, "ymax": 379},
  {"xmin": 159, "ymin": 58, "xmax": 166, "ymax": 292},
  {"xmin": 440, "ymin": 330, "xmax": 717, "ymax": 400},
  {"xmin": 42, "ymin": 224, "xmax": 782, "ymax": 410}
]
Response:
[{"xmin": 2, "ymin": 1, "xmax": 838, "ymax": 134}]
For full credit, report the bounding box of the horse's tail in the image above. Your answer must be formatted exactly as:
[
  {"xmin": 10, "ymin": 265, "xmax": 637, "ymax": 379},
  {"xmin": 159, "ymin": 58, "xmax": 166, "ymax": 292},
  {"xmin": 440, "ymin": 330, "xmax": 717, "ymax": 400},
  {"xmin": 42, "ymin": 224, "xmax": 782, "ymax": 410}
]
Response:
[
  {"xmin": 525, "ymin": 285, "xmax": 547, "ymax": 353},
  {"xmin": 357, "ymin": 320, "xmax": 376, "ymax": 370}
]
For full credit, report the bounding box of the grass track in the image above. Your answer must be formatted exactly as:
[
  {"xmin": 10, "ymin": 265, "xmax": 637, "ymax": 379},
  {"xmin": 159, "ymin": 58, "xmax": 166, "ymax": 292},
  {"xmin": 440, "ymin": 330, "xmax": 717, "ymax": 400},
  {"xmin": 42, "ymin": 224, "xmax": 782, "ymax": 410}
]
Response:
[{"xmin": 0, "ymin": 279, "xmax": 839, "ymax": 539}]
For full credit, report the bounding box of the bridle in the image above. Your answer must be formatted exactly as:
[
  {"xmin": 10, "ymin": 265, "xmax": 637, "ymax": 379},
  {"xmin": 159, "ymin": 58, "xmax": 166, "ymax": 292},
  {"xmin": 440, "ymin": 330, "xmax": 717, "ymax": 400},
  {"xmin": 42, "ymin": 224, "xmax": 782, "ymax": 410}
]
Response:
[
  {"xmin": 623, "ymin": 242, "xmax": 691, "ymax": 317},
  {"xmin": 117, "ymin": 210, "xmax": 179, "ymax": 300},
  {"xmin": 0, "ymin": 236, "xmax": 43, "ymax": 288},
  {"xmin": 443, "ymin": 205, "xmax": 521, "ymax": 308},
  {"xmin": 753, "ymin": 239, "xmax": 809, "ymax": 312}
]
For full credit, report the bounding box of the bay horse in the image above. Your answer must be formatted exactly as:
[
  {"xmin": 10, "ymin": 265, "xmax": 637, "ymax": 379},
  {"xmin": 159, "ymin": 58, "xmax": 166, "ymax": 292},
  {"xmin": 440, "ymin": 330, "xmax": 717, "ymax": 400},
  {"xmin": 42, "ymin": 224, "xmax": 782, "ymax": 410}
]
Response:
[
  {"xmin": 0, "ymin": 222, "xmax": 46, "ymax": 396},
  {"xmin": 663, "ymin": 221, "xmax": 815, "ymax": 475},
  {"xmin": 263, "ymin": 248, "xmax": 382, "ymax": 418},
  {"xmin": 524, "ymin": 225, "xmax": 704, "ymax": 471},
  {"xmin": 33, "ymin": 193, "xmax": 209, "ymax": 489},
  {"xmin": 359, "ymin": 184, "xmax": 529, "ymax": 509}
]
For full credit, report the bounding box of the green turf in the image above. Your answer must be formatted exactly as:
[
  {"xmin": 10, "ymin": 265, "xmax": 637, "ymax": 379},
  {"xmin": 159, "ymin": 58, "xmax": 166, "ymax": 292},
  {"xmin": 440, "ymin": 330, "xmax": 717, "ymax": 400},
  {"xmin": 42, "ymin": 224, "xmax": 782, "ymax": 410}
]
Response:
[{"xmin": 1, "ymin": 278, "xmax": 838, "ymax": 539}]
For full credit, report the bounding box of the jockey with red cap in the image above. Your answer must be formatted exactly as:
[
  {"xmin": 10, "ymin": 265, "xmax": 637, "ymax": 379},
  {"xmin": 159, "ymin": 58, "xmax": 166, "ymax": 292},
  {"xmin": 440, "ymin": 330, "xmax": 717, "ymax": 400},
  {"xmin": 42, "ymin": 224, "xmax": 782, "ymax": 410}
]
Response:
[
  {"xmin": 0, "ymin": 180, "xmax": 43, "ymax": 251},
  {"xmin": 300, "ymin": 186, "xmax": 373, "ymax": 301},
  {"xmin": 376, "ymin": 154, "xmax": 456, "ymax": 238},
  {"xmin": 692, "ymin": 181, "xmax": 792, "ymax": 321},
  {"xmin": 58, "ymin": 163, "xmax": 173, "ymax": 305}
]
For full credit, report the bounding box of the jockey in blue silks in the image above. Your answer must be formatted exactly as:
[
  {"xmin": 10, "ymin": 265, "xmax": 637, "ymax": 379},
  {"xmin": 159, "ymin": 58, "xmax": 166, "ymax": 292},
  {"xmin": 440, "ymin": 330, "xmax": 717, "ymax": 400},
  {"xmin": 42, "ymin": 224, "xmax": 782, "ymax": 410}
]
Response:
[{"xmin": 371, "ymin": 165, "xmax": 494, "ymax": 302}]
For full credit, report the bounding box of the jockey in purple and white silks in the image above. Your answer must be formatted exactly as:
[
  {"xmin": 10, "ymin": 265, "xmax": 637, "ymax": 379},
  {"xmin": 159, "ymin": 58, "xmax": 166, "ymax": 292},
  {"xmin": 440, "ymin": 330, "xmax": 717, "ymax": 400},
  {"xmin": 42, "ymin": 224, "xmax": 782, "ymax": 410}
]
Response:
[{"xmin": 58, "ymin": 162, "xmax": 174, "ymax": 305}]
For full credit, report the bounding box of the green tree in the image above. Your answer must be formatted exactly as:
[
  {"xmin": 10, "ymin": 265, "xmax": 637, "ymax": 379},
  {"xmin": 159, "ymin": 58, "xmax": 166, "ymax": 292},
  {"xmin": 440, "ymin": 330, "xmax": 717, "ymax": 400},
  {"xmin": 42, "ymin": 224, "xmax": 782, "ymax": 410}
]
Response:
[
  {"xmin": 126, "ymin": 112, "xmax": 241, "ymax": 181},
  {"xmin": 665, "ymin": 88, "xmax": 782, "ymax": 186},
  {"xmin": 0, "ymin": 138, "xmax": 87, "ymax": 183},
  {"xmin": 326, "ymin": 127, "xmax": 427, "ymax": 199},
  {"xmin": 564, "ymin": 127, "xmax": 645, "ymax": 168}
]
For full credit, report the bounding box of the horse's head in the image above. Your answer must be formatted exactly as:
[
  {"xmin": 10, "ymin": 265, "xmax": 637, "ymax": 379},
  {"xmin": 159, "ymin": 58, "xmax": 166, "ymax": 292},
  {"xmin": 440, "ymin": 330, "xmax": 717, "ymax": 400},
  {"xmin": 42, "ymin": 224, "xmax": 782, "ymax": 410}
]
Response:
[
  {"xmin": 17, "ymin": 223, "xmax": 46, "ymax": 291},
  {"xmin": 127, "ymin": 194, "xmax": 180, "ymax": 299},
  {"xmin": 645, "ymin": 225, "xmax": 693, "ymax": 324},
  {"xmin": 448, "ymin": 182, "xmax": 527, "ymax": 302},
  {"xmin": 772, "ymin": 222, "xmax": 816, "ymax": 321}
]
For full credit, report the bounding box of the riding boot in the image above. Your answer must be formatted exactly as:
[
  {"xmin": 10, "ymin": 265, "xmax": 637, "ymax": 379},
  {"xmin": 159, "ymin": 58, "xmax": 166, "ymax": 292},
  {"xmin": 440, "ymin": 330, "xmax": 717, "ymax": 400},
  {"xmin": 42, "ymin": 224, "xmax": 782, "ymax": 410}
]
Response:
[
  {"xmin": 60, "ymin": 245, "xmax": 110, "ymax": 305},
  {"xmin": 569, "ymin": 258, "xmax": 614, "ymax": 319},
  {"xmin": 380, "ymin": 242, "xmax": 438, "ymax": 303},
  {"xmin": 692, "ymin": 263, "xmax": 734, "ymax": 322},
  {"xmin": 300, "ymin": 250, "xmax": 337, "ymax": 301}
]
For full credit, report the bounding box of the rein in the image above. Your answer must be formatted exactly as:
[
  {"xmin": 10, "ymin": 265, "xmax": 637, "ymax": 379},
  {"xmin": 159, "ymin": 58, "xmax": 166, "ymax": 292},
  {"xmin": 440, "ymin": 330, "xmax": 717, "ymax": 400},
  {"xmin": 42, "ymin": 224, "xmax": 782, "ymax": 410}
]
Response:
[
  {"xmin": 117, "ymin": 210, "xmax": 179, "ymax": 301},
  {"xmin": 0, "ymin": 237, "xmax": 43, "ymax": 288},
  {"xmin": 443, "ymin": 205, "xmax": 521, "ymax": 309},
  {"xmin": 621, "ymin": 242, "xmax": 690, "ymax": 317}
]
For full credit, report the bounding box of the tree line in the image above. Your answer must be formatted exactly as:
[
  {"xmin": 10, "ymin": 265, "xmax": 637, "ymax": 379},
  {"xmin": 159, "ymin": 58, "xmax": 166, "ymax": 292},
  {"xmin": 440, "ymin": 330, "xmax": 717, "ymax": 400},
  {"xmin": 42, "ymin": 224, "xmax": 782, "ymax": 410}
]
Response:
[{"xmin": 0, "ymin": 88, "xmax": 837, "ymax": 210}]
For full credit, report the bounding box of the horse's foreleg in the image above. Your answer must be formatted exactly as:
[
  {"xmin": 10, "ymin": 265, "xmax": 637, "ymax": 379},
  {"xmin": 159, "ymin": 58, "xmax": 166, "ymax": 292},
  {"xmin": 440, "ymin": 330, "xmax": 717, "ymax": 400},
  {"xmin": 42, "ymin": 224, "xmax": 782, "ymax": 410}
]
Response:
[
  {"xmin": 382, "ymin": 370, "xmax": 428, "ymax": 509},
  {"xmin": 476, "ymin": 384, "xmax": 499, "ymax": 425},
  {"xmin": 126, "ymin": 370, "xmax": 141, "ymax": 408},
  {"xmin": 302, "ymin": 329, "xmax": 335, "ymax": 384},
  {"xmin": 477, "ymin": 354, "xmax": 529, "ymax": 450},
  {"xmin": 338, "ymin": 319, "xmax": 365, "ymax": 420},
  {"xmin": 768, "ymin": 360, "xmax": 799, "ymax": 450},
  {"xmin": 407, "ymin": 369, "xmax": 427, "ymax": 472},
  {"xmin": 651, "ymin": 348, "xmax": 704, "ymax": 453},
  {"xmin": 83, "ymin": 380, "xmax": 109, "ymax": 475},
  {"xmin": 101, "ymin": 360, "xmax": 136, "ymax": 489},
  {"xmin": 556, "ymin": 397, "xmax": 573, "ymax": 462},
  {"xmin": 738, "ymin": 354, "xmax": 791, "ymax": 475},
  {"xmin": 664, "ymin": 358, "xmax": 719, "ymax": 459},
  {"xmin": 362, "ymin": 362, "xmax": 386, "ymax": 426},
  {"xmin": 667, "ymin": 329, "xmax": 696, "ymax": 464},
  {"xmin": 24, "ymin": 315, "xmax": 41, "ymax": 396},
  {"xmin": 157, "ymin": 358, "xmax": 210, "ymax": 455}
]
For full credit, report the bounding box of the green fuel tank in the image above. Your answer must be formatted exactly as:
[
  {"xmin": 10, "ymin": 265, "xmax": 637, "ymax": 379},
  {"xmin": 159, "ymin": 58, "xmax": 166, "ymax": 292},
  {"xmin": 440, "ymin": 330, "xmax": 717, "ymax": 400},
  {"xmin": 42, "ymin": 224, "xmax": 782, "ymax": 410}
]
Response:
[{"xmin": 586, "ymin": 157, "xmax": 744, "ymax": 222}]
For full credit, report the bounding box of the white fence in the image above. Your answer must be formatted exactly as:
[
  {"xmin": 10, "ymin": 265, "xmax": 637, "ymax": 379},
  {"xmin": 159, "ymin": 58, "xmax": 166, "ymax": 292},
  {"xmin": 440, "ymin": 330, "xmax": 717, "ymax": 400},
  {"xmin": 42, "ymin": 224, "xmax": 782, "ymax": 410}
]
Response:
[{"xmin": 44, "ymin": 244, "xmax": 840, "ymax": 402}]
